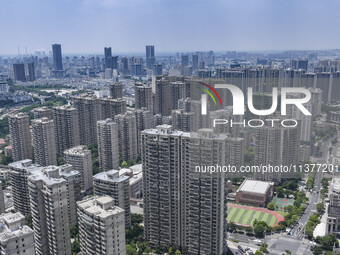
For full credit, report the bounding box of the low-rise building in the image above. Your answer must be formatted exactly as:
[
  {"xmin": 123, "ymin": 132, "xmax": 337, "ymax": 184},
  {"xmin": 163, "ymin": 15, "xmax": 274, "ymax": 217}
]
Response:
[
  {"xmin": 327, "ymin": 177, "xmax": 340, "ymax": 235},
  {"xmin": 235, "ymin": 179, "xmax": 274, "ymax": 207}
]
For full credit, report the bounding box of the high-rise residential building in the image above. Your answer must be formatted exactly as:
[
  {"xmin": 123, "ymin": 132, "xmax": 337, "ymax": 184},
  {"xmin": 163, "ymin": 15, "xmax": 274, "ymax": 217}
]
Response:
[
  {"xmin": 100, "ymin": 97, "xmax": 127, "ymax": 119},
  {"xmin": 27, "ymin": 62, "xmax": 35, "ymax": 81},
  {"xmin": 254, "ymin": 124, "xmax": 300, "ymax": 181},
  {"xmin": 171, "ymin": 109, "xmax": 194, "ymax": 132},
  {"xmin": 133, "ymin": 108, "xmax": 153, "ymax": 153},
  {"xmin": 291, "ymin": 58, "xmax": 308, "ymax": 71},
  {"xmin": 28, "ymin": 166, "xmax": 72, "ymax": 255},
  {"xmin": 327, "ymin": 177, "xmax": 340, "ymax": 235},
  {"xmin": 153, "ymin": 64, "xmax": 162, "ymax": 76},
  {"xmin": 153, "ymin": 76, "xmax": 189, "ymax": 116},
  {"xmin": 32, "ymin": 117, "xmax": 57, "ymax": 166},
  {"xmin": 192, "ymin": 54, "xmax": 199, "ymax": 70},
  {"xmin": 72, "ymin": 93, "xmax": 102, "ymax": 145},
  {"xmin": 115, "ymin": 112, "xmax": 138, "ymax": 161},
  {"xmin": 93, "ymin": 170, "xmax": 131, "ymax": 228},
  {"xmin": 77, "ymin": 196, "xmax": 126, "ymax": 255},
  {"xmin": 131, "ymin": 64, "xmax": 142, "ymax": 76},
  {"xmin": 291, "ymin": 104, "xmax": 312, "ymax": 143},
  {"xmin": 52, "ymin": 44, "xmax": 63, "ymax": 70},
  {"xmin": 9, "ymin": 113, "xmax": 32, "ymax": 162},
  {"xmin": 64, "ymin": 145, "xmax": 93, "ymax": 191},
  {"xmin": 9, "ymin": 159, "xmax": 35, "ymax": 216},
  {"xmin": 0, "ymin": 212, "xmax": 35, "ymax": 255},
  {"xmin": 309, "ymin": 87, "xmax": 323, "ymax": 116},
  {"xmin": 135, "ymin": 82, "xmax": 153, "ymax": 112},
  {"xmin": 181, "ymin": 55, "xmax": 189, "ymax": 66},
  {"xmin": 146, "ymin": 45, "xmax": 155, "ymax": 69},
  {"xmin": 13, "ymin": 63, "xmax": 26, "ymax": 82},
  {"xmin": 96, "ymin": 119, "xmax": 119, "ymax": 171},
  {"xmin": 141, "ymin": 125, "xmax": 227, "ymax": 254},
  {"xmin": 58, "ymin": 164, "xmax": 82, "ymax": 226},
  {"xmin": 0, "ymin": 180, "xmax": 5, "ymax": 214},
  {"xmin": 109, "ymin": 82, "xmax": 123, "ymax": 99},
  {"xmin": 53, "ymin": 105, "xmax": 80, "ymax": 155},
  {"xmin": 32, "ymin": 106, "xmax": 53, "ymax": 119}
]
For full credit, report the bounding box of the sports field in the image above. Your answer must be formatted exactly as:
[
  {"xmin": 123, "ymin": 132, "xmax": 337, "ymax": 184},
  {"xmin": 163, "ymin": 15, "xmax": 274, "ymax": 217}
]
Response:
[
  {"xmin": 272, "ymin": 197, "xmax": 295, "ymax": 209},
  {"xmin": 227, "ymin": 203, "xmax": 284, "ymax": 227}
]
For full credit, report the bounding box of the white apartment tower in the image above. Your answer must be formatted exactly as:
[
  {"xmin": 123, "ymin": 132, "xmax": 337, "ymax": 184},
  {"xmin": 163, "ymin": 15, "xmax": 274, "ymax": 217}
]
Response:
[
  {"xmin": 93, "ymin": 170, "xmax": 131, "ymax": 228},
  {"xmin": 0, "ymin": 212, "xmax": 35, "ymax": 255},
  {"xmin": 141, "ymin": 125, "xmax": 228, "ymax": 255},
  {"xmin": 8, "ymin": 113, "xmax": 32, "ymax": 162},
  {"xmin": 28, "ymin": 166, "xmax": 72, "ymax": 255},
  {"xmin": 32, "ymin": 117, "xmax": 57, "ymax": 166},
  {"xmin": 53, "ymin": 105, "xmax": 80, "ymax": 155},
  {"xmin": 77, "ymin": 196, "xmax": 126, "ymax": 255},
  {"xmin": 64, "ymin": 145, "xmax": 93, "ymax": 191},
  {"xmin": 96, "ymin": 119, "xmax": 120, "ymax": 171}
]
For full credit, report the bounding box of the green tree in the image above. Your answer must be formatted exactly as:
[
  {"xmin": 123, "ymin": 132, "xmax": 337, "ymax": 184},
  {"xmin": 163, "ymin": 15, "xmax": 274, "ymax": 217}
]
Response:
[
  {"xmin": 228, "ymin": 221, "xmax": 237, "ymax": 232},
  {"xmin": 175, "ymin": 250, "xmax": 181, "ymax": 255},
  {"xmin": 255, "ymin": 251, "xmax": 263, "ymax": 255},
  {"xmin": 70, "ymin": 225, "xmax": 78, "ymax": 238},
  {"xmin": 260, "ymin": 243, "xmax": 268, "ymax": 253},
  {"xmin": 316, "ymin": 203, "xmax": 325, "ymax": 214},
  {"xmin": 71, "ymin": 239, "xmax": 80, "ymax": 254},
  {"xmin": 126, "ymin": 244, "xmax": 137, "ymax": 255},
  {"xmin": 267, "ymin": 201, "xmax": 275, "ymax": 210},
  {"xmin": 169, "ymin": 247, "xmax": 174, "ymax": 255},
  {"xmin": 254, "ymin": 224, "xmax": 265, "ymax": 238}
]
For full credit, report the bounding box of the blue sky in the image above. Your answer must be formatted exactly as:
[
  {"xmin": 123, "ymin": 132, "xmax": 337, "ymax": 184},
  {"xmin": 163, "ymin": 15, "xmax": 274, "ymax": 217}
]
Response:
[{"xmin": 0, "ymin": 0, "xmax": 340, "ymax": 55}]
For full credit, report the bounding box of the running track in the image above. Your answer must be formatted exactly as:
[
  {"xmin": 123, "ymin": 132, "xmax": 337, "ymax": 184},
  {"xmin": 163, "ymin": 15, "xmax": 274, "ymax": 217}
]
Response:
[{"xmin": 227, "ymin": 203, "xmax": 285, "ymax": 227}]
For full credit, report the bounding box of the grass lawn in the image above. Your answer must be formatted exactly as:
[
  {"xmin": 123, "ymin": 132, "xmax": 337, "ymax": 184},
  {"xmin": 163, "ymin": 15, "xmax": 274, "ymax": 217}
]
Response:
[{"xmin": 227, "ymin": 206, "xmax": 278, "ymax": 226}]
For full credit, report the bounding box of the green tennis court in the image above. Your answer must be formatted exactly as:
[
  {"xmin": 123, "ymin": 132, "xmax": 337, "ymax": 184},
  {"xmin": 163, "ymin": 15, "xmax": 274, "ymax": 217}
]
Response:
[{"xmin": 272, "ymin": 197, "xmax": 295, "ymax": 209}]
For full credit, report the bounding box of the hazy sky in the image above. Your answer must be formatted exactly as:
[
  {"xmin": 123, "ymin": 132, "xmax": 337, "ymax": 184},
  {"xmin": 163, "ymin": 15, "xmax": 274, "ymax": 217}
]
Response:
[{"xmin": 1, "ymin": 0, "xmax": 340, "ymax": 55}]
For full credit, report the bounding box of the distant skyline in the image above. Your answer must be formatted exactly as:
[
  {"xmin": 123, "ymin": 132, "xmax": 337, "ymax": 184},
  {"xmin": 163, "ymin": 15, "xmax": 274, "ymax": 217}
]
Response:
[{"xmin": 1, "ymin": 0, "xmax": 340, "ymax": 55}]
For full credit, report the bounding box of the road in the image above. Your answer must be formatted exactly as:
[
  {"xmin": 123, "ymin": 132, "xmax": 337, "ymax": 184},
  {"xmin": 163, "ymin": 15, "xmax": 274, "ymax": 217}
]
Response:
[{"xmin": 228, "ymin": 138, "xmax": 332, "ymax": 254}]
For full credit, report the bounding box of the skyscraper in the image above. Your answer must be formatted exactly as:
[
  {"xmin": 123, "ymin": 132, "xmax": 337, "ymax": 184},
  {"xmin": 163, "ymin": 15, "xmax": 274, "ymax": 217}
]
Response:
[
  {"xmin": 115, "ymin": 112, "xmax": 138, "ymax": 161},
  {"xmin": 96, "ymin": 119, "xmax": 119, "ymax": 171},
  {"xmin": 104, "ymin": 47, "xmax": 112, "ymax": 68},
  {"xmin": 192, "ymin": 54, "xmax": 199, "ymax": 70},
  {"xmin": 52, "ymin": 44, "xmax": 63, "ymax": 70},
  {"xmin": 135, "ymin": 82, "xmax": 153, "ymax": 112},
  {"xmin": 32, "ymin": 117, "xmax": 57, "ymax": 166},
  {"xmin": 109, "ymin": 82, "xmax": 123, "ymax": 99},
  {"xmin": 153, "ymin": 64, "xmax": 162, "ymax": 75},
  {"xmin": 9, "ymin": 159, "xmax": 35, "ymax": 216},
  {"xmin": 93, "ymin": 170, "xmax": 131, "ymax": 228},
  {"xmin": 0, "ymin": 212, "xmax": 35, "ymax": 255},
  {"xmin": 9, "ymin": 113, "xmax": 32, "ymax": 161},
  {"xmin": 28, "ymin": 166, "xmax": 72, "ymax": 255},
  {"xmin": 77, "ymin": 196, "xmax": 126, "ymax": 255},
  {"xmin": 181, "ymin": 55, "xmax": 189, "ymax": 66},
  {"xmin": 27, "ymin": 62, "xmax": 35, "ymax": 81},
  {"xmin": 141, "ymin": 125, "xmax": 227, "ymax": 254},
  {"xmin": 146, "ymin": 45, "xmax": 155, "ymax": 69},
  {"xmin": 64, "ymin": 145, "xmax": 93, "ymax": 191},
  {"xmin": 72, "ymin": 93, "xmax": 102, "ymax": 145},
  {"xmin": 254, "ymin": 124, "xmax": 300, "ymax": 181},
  {"xmin": 53, "ymin": 105, "xmax": 80, "ymax": 155},
  {"xmin": 13, "ymin": 63, "xmax": 26, "ymax": 81}
]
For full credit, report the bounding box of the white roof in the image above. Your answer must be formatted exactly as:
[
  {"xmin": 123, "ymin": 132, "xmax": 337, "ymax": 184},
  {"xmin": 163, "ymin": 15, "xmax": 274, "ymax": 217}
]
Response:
[{"xmin": 238, "ymin": 180, "xmax": 270, "ymax": 195}]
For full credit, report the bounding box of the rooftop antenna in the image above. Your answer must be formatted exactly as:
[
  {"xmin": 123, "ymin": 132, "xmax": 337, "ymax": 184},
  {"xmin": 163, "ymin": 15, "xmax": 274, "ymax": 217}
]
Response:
[{"xmin": 17, "ymin": 47, "xmax": 20, "ymax": 56}]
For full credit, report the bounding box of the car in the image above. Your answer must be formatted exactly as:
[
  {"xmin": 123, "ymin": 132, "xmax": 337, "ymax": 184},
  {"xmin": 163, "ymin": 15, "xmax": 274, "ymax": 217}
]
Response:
[
  {"xmin": 238, "ymin": 245, "xmax": 245, "ymax": 253},
  {"xmin": 245, "ymin": 247, "xmax": 251, "ymax": 251}
]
